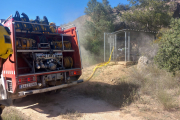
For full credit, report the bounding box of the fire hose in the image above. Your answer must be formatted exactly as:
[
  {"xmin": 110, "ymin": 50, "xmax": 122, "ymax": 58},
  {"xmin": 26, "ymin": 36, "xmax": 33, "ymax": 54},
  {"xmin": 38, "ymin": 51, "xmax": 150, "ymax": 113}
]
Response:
[
  {"xmin": 64, "ymin": 57, "xmax": 73, "ymax": 68},
  {"xmin": 53, "ymin": 41, "xmax": 71, "ymax": 50},
  {"xmin": 84, "ymin": 47, "xmax": 114, "ymax": 82}
]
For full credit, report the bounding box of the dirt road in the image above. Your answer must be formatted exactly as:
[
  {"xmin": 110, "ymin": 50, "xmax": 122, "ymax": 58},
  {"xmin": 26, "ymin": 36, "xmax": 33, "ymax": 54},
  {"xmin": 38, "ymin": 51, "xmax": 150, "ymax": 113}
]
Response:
[
  {"xmin": 13, "ymin": 88, "xmax": 141, "ymax": 120},
  {"xmin": 7, "ymin": 64, "xmax": 137, "ymax": 120}
]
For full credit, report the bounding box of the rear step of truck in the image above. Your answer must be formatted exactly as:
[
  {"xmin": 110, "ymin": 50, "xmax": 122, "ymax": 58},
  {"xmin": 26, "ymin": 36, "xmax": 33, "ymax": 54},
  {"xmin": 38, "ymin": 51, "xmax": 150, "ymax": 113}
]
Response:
[{"xmin": 18, "ymin": 79, "xmax": 83, "ymax": 96}]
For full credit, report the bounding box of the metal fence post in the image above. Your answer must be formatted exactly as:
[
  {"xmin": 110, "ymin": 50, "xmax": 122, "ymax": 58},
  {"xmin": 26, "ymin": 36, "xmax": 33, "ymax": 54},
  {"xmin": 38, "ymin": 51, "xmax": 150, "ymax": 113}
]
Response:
[
  {"xmin": 104, "ymin": 33, "xmax": 105, "ymax": 62},
  {"xmin": 113, "ymin": 34, "xmax": 115, "ymax": 61},
  {"xmin": 115, "ymin": 34, "xmax": 117, "ymax": 58},
  {"xmin": 125, "ymin": 32, "xmax": 127, "ymax": 62},
  {"xmin": 128, "ymin": 32, "xmax": 130, "ymax": 61},
  {"xmin": 110, "ymin": 42, "xmax": 111, "ymax": 61}
]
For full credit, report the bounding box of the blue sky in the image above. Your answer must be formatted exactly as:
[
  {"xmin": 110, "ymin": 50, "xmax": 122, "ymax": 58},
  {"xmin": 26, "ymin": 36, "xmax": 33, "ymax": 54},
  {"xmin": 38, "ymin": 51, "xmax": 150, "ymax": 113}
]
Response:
[{"xmin": 0, "ymin": 0, "xmax": 129, "ymax": 26}]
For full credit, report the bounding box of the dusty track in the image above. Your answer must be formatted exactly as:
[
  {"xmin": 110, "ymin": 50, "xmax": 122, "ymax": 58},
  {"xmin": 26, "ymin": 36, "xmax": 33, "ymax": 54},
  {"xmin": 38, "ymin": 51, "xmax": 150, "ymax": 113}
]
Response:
[
  {"xmin": 4, "ymin": 64, "xmax": 180, "ymax": 120},
  {"xmin": 11, "ymin": 64, "xmax": 140, "ymax": 120},
  {"xmin": 13, "ymin": 89, "xmax": 141, "ymax": 120}
]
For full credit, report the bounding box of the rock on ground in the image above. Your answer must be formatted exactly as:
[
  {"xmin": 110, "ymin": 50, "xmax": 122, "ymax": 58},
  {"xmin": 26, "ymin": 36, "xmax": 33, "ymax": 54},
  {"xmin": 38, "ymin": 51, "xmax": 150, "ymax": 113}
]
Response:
[{"xmin": 137, "ymin": 56, "xmax": 148, "ymax": 71}]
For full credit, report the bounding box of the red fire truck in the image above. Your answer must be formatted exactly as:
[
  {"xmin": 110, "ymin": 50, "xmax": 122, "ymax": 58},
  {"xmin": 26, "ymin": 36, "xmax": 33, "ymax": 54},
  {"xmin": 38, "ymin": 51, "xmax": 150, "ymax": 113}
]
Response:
[{"xmin": 0, "ymin": 12, "xmax": 83, "ymax": 102}]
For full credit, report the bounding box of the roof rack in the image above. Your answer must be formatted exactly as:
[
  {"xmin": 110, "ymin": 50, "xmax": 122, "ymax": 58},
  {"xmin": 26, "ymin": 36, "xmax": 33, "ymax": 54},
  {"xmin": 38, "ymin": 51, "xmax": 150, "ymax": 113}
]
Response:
[
  {"xmin": 3, "ymin": 14, "xmax": 76, "ymax": 30},
  {"xmin": 13, "ymin": 21, "xmax": 56, "ymax": 27}
]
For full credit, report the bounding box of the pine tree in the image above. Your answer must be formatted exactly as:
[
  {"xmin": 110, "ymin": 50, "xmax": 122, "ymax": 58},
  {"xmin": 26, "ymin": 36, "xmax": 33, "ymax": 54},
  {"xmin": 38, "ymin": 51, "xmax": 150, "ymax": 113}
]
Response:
[
  {"xmin": 84, "ymin": 0, "xmax": 115, "ymax": 55},
  {"xmin": 121, "ymin": 0, "xmax": 173, "ymax": 31}
]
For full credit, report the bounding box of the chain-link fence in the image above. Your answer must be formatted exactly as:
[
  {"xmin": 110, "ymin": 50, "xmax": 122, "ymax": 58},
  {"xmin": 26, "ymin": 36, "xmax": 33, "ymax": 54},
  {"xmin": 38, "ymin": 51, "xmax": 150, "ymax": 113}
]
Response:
[{"xmin": 104, "ymin": 30, "xmax": 157, "ymax": 62}]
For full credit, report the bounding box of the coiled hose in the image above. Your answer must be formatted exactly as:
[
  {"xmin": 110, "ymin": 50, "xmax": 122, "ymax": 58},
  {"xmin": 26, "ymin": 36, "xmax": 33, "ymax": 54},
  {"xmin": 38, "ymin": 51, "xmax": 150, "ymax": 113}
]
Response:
[
  {"xmin": 49, "ymin": 22, "xmax": 56, "ymax": 33},
  {"xmin": 64, "ymin": 41, "xmax": 71, "ymax": 49},
  {"xmin": 64, "ymin": 57, "xmax": 73, "ymax": 68},
  {"xmin": 53, "ymin": 41, "xmax": 71, "ymax": 49}
]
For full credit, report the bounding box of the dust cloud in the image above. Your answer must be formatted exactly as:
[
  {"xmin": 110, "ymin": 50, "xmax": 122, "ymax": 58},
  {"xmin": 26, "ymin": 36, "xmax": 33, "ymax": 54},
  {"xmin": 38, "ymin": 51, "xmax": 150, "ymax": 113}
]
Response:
[
  {"xmin": 62, "ymin": 15, "xmax": 159, "ymax": 66},
  {"xmin": 136, "ymin": 32, "xmax": 159, "ymax": 61},
  {"xmin": 80, "ymin": 46, "xmax": 98, "ymax": 68},
  {"xmin": 60, "ymin": 15, "xmax": 102, "ymax": 67}
]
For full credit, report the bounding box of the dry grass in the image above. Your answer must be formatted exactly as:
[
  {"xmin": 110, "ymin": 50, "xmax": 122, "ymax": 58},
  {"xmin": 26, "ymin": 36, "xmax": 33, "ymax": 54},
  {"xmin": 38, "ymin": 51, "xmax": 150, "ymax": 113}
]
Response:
[
  {"xmin": 75, "ymin": 62, "xmax": 180, "ymax": 111},
  {"xmin": 2, "ymin": 107, "xmax": 30, "ymax": 120},
  {"xmin": 128, "ymin": 64, "xmax": 180, "ymax": 110},
  {"xmin": 157, "ymin": 90, "xmax": 178, "ymax": 110},
  {"xmin": 73, "ymin": 78, "xmax": 139, "ymax": 107},
  {"xmin": 61, "ymin": 109, "xmax": 82, "ymax": 120}
]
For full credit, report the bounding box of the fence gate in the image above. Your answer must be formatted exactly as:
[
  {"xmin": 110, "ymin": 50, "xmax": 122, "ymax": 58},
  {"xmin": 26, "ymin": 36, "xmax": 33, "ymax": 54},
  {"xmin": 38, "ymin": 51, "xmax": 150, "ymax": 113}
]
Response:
[{"xmin": 104, "ymin": 31, "xmax": 131, "ymax": 62}]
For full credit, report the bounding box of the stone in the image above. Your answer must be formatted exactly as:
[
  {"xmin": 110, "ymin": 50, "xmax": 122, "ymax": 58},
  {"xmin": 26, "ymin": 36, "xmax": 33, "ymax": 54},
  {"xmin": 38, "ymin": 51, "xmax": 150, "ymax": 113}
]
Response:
[{"xmin": 137, "ymin": 56, "xmax": 148, "ymax": 70}]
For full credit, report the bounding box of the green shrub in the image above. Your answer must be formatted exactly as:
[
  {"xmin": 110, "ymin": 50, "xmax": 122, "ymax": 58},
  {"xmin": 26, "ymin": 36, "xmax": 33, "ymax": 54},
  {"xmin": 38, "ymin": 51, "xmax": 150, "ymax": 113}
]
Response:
[
  {"xmin": 155, "ymin": 19, "xmax": 180, "ymax": 74},
  {"xmin": 84, "ymin": 0, "xmax": 115, "ymax": 55}
]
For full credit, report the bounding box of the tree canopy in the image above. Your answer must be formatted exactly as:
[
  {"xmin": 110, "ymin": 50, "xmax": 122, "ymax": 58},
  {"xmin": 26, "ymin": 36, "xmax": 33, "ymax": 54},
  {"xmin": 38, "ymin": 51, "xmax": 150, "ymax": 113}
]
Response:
[
  {"xmin": 154, "ymin": 19, "xmax": 180, "ymax": 74},
  {"xmin": 121, "ymin": 0, "xmax": 173, "ymax": 31},
  {"xmin": 114, "ymin": 4, "xmax": 130, "ymax": 11},
  {"xmin": 84, "ymin": 0, "xmax": 115, "ymax": 55}
]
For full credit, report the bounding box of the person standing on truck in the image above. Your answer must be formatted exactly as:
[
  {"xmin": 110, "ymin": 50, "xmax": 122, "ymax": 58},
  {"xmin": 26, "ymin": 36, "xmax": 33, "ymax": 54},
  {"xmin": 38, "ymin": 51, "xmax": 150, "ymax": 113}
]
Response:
[{"xmin": 0, "ymin": 23, "xmax": 13, "ymax": 117}]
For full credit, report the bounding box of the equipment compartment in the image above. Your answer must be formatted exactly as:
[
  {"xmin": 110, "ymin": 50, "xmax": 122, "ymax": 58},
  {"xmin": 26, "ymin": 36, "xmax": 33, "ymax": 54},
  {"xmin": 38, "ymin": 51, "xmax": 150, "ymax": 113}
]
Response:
[{"xmin": 16, "ymin": 30, "xmax": 76, "ymax": 75}]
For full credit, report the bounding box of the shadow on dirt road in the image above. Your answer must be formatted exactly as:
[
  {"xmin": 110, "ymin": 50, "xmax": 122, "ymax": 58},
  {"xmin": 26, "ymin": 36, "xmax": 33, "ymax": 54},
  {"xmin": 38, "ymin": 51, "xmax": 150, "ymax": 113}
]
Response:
[{"xmin": 13, "ymin": 81, "xmax": 139, "ymax": 119}]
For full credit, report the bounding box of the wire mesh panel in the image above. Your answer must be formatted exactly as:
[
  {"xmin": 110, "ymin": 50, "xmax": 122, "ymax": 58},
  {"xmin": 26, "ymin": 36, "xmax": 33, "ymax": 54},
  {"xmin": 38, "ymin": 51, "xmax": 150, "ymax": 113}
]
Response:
[
  {"xmin": 116, "ymin": 33, "xmax": 126, "ymax": 61},
  {"xmin": 104, "ymin": 33, "xmax": 115, "ymax": 62},
  {"xmin": 104, "ymin": 30, "xmax": 157, "ymax": 62}
]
